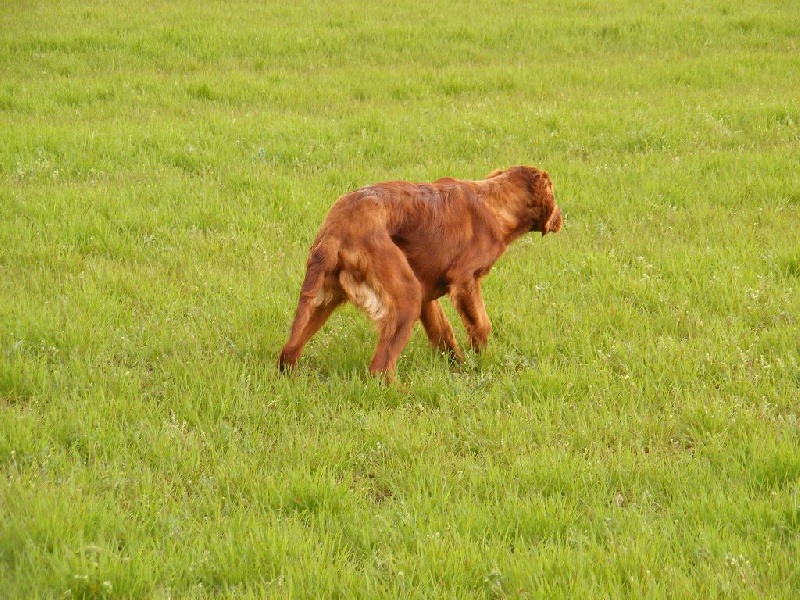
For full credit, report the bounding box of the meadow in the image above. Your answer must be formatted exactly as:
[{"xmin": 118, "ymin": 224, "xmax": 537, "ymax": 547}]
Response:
[{"xmin": 1, "ymin": 0, "xmax": 799, "ymax": 597}]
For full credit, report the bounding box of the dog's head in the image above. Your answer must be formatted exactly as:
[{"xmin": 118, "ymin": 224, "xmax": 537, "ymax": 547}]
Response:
[{"xmin": 488, "ymin": 166, "xmax": 562, "ymax": 236}]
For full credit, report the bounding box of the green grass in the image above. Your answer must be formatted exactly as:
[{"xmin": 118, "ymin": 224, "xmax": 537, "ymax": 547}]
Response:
[{"xmin": 1, "ymin": 0, "xmax": 799, "ymax": 597}]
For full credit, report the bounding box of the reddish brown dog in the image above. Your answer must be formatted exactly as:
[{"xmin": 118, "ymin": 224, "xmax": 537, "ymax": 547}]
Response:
[{"xmin": 278, "ymin": 165, "xmax": 562, "ymax": 381}]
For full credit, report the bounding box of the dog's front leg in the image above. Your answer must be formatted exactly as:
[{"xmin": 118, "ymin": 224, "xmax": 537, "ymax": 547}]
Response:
[
  {"xmin": 450, "ymin": 279, "xmax": 492, "ymax": 352},
  {"xmin": 420, "ymin": 300, "xmax": 464, "ymax": 362}
]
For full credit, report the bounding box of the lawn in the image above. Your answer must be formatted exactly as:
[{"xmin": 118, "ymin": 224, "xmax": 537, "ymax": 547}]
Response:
[{"xmin": 1, "ymin": 0, "xmax": 798, "ymax": 597}]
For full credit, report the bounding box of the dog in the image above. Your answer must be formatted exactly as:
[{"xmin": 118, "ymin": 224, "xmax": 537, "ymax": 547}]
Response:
[{"xmin": 278, "ymin": 165, "xmax": 562, "ymax": 381}]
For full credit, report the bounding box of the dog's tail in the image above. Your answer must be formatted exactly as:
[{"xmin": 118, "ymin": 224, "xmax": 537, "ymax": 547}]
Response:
[
  {"xmin": 278, "ymin": 237, "xmax": 340, "ymax": 371},
  {"xmin": 298, "ymin": 237, "xmax": 339, "ymax": 300}
]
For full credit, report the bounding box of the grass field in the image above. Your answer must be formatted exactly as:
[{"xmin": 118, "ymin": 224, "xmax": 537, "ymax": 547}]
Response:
[{"xmin": 1, "ymin": 0, "xmax": 799, "ymax": 597}]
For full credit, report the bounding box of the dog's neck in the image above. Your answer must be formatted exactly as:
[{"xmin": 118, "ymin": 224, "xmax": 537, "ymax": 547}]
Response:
[{"xmin": 481, "ymin": 186, "xmax": 533, "ymax": 243}]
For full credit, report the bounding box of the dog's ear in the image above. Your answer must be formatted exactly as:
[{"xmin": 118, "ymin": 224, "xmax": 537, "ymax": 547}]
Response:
[
  {"xmin": 532, "ymin": 171, "xmax": 561, "ymax": 236},
  {"xmin": 542, "ymin": 206, "xmax": 563, "ymax": 236},
  {"xmin": 486, "ymin": 168, "xmax": 504, "ymax": 179}
]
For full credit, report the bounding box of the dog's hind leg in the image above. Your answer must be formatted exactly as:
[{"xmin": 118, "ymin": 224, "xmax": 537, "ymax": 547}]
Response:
[
  {"xmin": 339, "ymin": 240, "xmax": 422, "ymax": 382},
  {"xmin": 369, "ymin": 256, "xmax": 422, "ymax": 382},
  {"xmin": 278, "ymin": 242, "xmax": 342, "ymax": 373},
  {"xmin": 420, "ymin": 300, "xmax": 463, "ymax": 362},
  {"xmin": 278, "ymin": 287, "xmax": 343, "ymax": 372},
  {"xmin": 369, "ymin": 295, "xmax": 420, "ymax": 382}
]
